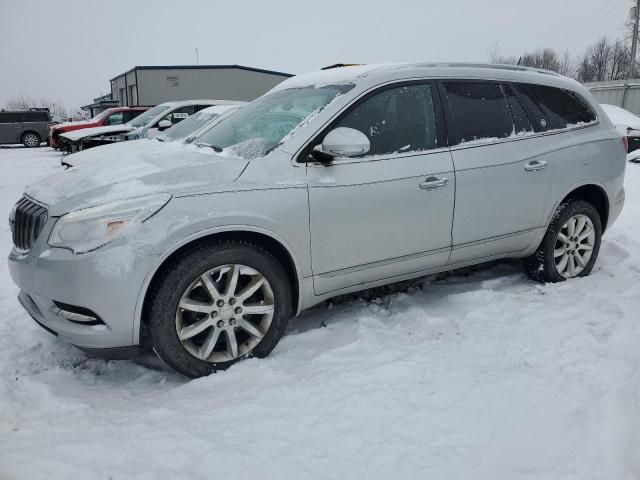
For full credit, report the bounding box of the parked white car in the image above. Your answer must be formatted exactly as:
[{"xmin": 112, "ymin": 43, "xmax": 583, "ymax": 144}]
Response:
[
  {"xmin": 600, "ymin": 103, "xmax": 640, "ymax": 157},
  {"xmin": 60, "ymin": 99, "xmax": 238, "ymax": 152},
  {"xmin": 62, "ymin": 104, "xmax": 244, "ymax": 168}
]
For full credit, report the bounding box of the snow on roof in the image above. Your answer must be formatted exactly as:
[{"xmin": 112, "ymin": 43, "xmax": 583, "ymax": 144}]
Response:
[
  {"xmin": 271, "ymin": 64, "xmax": 393, "ymax": 91},
  {"xmin": 600, "ymin": 104, "xmax": 640, "ymax": 130}
]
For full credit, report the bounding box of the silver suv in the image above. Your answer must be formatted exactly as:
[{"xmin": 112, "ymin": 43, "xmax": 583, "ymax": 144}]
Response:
[{"xmin": 8, "ymin": 63, "xmax": 626, "ymax": 377}]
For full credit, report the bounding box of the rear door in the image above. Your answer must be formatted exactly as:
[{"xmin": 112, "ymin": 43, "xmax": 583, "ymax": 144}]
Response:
[
  {"xmin": 0, "ymin": 113, "xmax": 15, "ymax": 143},
  {"xmin": 307, "ymin": 81, "xmax": 455, "ymax": 295},
  {"xmin": 441, "ymin": 81, "xmax": 556, "ymax": 263},
  {"xmin": 0, "ymin": 112, "xmax": 22, "ymax": 144}
]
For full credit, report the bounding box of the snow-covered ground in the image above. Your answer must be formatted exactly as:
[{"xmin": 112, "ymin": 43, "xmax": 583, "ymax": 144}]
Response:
[{"xmin": 1, "ymin": 145, "xmax": 639, "ymax": 480}]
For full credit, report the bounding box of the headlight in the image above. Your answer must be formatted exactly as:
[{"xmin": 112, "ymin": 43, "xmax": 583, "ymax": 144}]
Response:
[{"xmin": 48, "ymin": 194, "xmax": 171, "ymax": 254}]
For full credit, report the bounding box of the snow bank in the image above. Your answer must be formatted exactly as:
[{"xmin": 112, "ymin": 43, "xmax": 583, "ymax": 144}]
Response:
[{"xmin": 0, "ymin": 147, "xmax": 639, "ymax": 479}]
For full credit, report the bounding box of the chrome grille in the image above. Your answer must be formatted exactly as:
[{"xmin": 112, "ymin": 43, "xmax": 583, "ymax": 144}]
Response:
[{"xmin": 10, "ymin": 197, "xmax": 48, "ymax": 252}]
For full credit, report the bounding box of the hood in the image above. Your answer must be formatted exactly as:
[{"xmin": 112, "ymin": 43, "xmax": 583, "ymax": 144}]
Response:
[
  {"xmin": 63, "ymin": 138, "xmax": 162, "ymax": 167},
  {"xmin": 61, "ymin": 124, "xmax": 135, "ymax": 142},
  {"xmin": 52, "ymin": 119, "xmax": 96, "ymax": 131},
  {"xmin": 26, "ymin": 142, "xmax": 249, "ymax": 216}
]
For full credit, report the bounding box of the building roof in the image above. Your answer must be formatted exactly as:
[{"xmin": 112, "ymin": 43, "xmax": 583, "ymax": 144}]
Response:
[{"xmin": 110, "ymin": 64, "xmax": 294, "ymax": 82}]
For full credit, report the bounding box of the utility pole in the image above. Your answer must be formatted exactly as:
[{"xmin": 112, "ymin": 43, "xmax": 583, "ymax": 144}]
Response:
[{"xmin": 631, "ymin": 0, "xmax": 640, "ymax": 77}]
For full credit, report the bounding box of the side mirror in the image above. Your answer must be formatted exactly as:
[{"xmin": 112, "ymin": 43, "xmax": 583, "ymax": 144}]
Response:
[
  {"xmin": 157, "ymin": 119, "xmax": 172, "ymax": 131},
  {"xmin": 312, "ymin": 127, "xmax": 370, "ymax": 162}
]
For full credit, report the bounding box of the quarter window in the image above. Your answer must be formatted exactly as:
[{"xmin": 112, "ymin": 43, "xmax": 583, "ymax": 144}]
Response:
[
  {"xmin": 513, "ymin": 83, "xmax": 596, "ymax": 131},
  {"xmin": 443, "ymin": 82, "xmax": 514, "ymax": 144},
  {"xmin": 333, "ymin": 83, "xmax": 438, "ymax": 156}
]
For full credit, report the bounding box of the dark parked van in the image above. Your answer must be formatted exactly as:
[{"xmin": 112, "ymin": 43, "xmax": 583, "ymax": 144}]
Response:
[{"xmin": 0, "ymin": 110, "xmax": 52, "ymax": 147}]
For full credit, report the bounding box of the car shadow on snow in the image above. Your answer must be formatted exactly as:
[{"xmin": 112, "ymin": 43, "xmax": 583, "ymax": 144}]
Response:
[
  {"xmin": 288, "ymin": 258, "xmax": 526, "ymax": 336},
  {"xmin": 24, "ymin": 258, "xmax": 526, "ymax": 384}
]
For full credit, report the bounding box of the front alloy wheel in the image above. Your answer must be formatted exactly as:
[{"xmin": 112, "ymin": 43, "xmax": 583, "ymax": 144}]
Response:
[
  {"xmin": 148, "ymin": 241, "xmax": 292, "ymax": 377},
  {"xmin": 176, "ymin": 264, "xmax": 275, "ymax": 362}
]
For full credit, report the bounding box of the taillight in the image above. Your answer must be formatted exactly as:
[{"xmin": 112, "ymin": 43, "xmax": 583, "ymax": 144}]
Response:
[{"xmin": 622, "ymin": 136, "xmax": 629, "ymax": 153}]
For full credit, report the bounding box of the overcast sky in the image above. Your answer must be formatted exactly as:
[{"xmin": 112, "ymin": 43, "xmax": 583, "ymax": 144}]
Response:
[{"xmin": 0, "ymin": 0, "xmax": 630, "ymax": 110}]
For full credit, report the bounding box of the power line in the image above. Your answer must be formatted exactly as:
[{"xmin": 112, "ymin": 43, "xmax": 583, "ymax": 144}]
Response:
[
  {"xmin": 557, "ymin": 0, "xmax": 626, "ymax": 48},
  {"xmin": 561, "ymin": 2, "xmax": 628, "ymax": 50}
]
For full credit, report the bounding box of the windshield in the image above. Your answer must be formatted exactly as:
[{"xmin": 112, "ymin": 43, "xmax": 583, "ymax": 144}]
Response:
[
  {"xmin": 129, "ymin": 104, "xmax": 172, "ymax": 127},
  {"xmin": 195, "ymin": 85, "xmax": 353, "ymax": 159},
  {"xmin": 159, "ymin": 108, "xmax": 225, "ymax": 142}
]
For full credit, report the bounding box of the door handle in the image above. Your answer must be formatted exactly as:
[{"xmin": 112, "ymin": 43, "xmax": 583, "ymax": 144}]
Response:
[
  {"xmin": 419, "ymin": 176, "xmax": 449, "ymax": 190},
  {"xmin": 524, "ymin": 160, "xmax": 548, "ymax": 171}
]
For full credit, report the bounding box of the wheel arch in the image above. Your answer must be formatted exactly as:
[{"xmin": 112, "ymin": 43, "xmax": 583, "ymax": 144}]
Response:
[
  {"xmin": 136, "ymin": 227, "xmax": 303, "ymax": 344},
  {"xmin": 551, "ymin": 182, "xmax": 610, "ymax": 231}
]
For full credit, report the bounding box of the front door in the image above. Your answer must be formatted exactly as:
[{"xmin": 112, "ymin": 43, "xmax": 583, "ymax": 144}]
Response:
[{"xmin": 307, "ymin": 82, "xmax": 455, "ymax": 295}]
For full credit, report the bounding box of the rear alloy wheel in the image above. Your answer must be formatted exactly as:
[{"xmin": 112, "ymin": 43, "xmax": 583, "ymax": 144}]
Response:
[
  {"xmin": 148, "ymin": 241, "xmax": 292, "ymax": 377},
  {"xmin": 553, "ymin": 214, "xmax": 596, "ymax": 279},
  {"xmin": 525, "ymin": 199, "xmax": 602, "ymax": 282},
  {"xmin": 22, "ymin": 132, "xmax": 41, "ymax": 148}
]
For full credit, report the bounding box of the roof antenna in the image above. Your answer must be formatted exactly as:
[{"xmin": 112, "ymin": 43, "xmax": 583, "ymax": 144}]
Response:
[
  {"xmin": 195, "ymin": 48, "xmax": 199, "ymax": 65},
  {"xmin": 517, "ymin": 56, "xmax": 522, "ymax": 66}
]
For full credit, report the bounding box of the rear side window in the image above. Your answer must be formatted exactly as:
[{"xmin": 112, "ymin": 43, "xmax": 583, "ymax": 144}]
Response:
[
  {"xmin": 21, "ymin": 111, "xmax": 50, "ymax": 122},
  {"xmin": 442, "ymin": 82, "xmax": 514, "ymax": 144},
  {"xmin": 334, "ymin": 83, "xmax": 438, "ymax": 156},
  {"xmin": 513, "ymin": 84, "xmax": 596, "ymax": 131}
]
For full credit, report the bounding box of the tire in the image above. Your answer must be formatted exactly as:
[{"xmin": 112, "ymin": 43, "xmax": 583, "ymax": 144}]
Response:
[
  {"xmin": 525, "ymin": 199, "xmax": 602, "ymax": 283},
  {"xmin": 21, "ymin": 132, "xmax": 41, "ymax": 148},
  {"xmin": 147, "ymin": 240, "xmax": 292, "ymax": 378}
]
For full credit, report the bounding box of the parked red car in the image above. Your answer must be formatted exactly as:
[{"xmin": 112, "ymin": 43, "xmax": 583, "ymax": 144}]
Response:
[{"xmin": 49, "ymin": 107, "xmax": 149, "ymax": 149}]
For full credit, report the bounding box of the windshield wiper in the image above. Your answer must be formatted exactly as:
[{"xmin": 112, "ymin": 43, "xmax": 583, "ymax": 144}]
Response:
[{"xmin": 197, "ymin": 143, "xmax": 224, "ymax": 153}]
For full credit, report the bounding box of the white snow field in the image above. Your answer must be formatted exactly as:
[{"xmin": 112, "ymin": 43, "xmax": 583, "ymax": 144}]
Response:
[{"xmin": 1, "ymin": 146, "xmax": 639, "ymax": 480}]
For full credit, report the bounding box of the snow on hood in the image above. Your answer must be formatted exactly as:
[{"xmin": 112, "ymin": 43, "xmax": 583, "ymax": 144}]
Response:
[
  {"xmin": 61, "ymin": 124, "xmax": 135, "ymax": 142},
  {"xmin": 26, "ymin": 142, "xmax": 249, "ymax": 216},
  {"xmin": 52, "ymin": 119, "xmax": 94, "ymax": 130},
  {"xmin": 600, "ymin": 104, "xmax": 640, "ymax": 131}
]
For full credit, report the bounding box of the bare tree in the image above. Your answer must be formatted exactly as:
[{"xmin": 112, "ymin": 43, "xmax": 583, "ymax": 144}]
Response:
[
  {"xmin": 558, "ymin": 50, "xmax": 577, "ymax": 78},
  {"xmin": 577, "ymin": 37, "xmax": 632, "ymax": 82},
  {"xmin": 520, "ymin": 48, "xmax": 561, "ymax": 72},
  {"xmin": 3, "ymin": 95, "xmax": 70, "ymax": 119},
  {"xmin": 487, "ymin": 44, "xmax": 518, "ymax": 65}
]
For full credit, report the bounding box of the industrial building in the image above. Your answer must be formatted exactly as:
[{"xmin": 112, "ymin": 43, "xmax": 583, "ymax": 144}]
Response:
[
  {"xmin": 586, "ymin": 79, "xmax": 640, "ymax": 114},
  {"xmin": 82, "ymin": 64, "xmax": 293, "ymax": 115}
]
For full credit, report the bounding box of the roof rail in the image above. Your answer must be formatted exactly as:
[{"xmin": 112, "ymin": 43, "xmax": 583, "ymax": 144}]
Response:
[{"xmin": 408, "ymin": 62, "xmax": 564, "ymax": 77}]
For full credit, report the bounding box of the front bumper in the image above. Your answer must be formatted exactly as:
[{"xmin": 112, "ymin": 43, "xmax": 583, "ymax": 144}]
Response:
[{"xmin": 8, "ymin": 219, "xmax": 157, "ymax": 349}]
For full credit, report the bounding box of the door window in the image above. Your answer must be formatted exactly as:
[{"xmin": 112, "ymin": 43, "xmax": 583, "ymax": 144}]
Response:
[
  {"xmin": 513, "ymin": 83, "xmax": 596, "ymax": 131},
  {"xmin": 333, "ymin": 83, "xmax": 438, "ymax": 156},
  {"xmin": 157, "ymin": 105, "xmax": 196, "ymax": 126},
  {"xmin": 442, "ymin": 82, "xmax": 515, "ymax": 144},
  {"xmin": 0, "ymin": 113, "xmax": 22, "ymax": 123},
  {"xmin": 104, "ymin": 112, "xmax": 124, "ymax": 125},
  {"xmin": 503, "ymin": 85, "xmax": 534, "ymax": 135}
]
